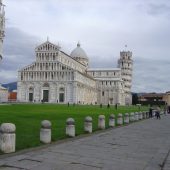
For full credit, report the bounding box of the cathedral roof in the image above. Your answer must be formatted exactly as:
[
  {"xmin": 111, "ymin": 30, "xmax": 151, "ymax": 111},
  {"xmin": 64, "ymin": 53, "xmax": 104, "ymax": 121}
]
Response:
[
  {"xmin": 88, "ymin": 68, "xmax": 121, "ymax": 71},
  {"xmin": 70, "ymin": 42, "xmax": 88, "ymax": 60},
  {"xmin": 35, "ymin": 41, "xmax": 60, "ymax": 52}
]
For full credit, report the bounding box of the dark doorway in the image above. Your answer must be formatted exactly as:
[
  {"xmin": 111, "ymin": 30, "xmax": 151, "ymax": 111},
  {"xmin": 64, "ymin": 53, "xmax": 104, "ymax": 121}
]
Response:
[
  {"xmin": 43, "ymin": 90, "xmax": 49, "ymax": 102},
  {"xmin": 29, "ymin": 93, "xmax": 33, "ymax": 102},
  {"xmin": 59, "ymin": 93, "xmax": 64, "ymax": 103},
  {"xmin": 110, "ymin": 98, "xmax": 113, "ymax": 104}
]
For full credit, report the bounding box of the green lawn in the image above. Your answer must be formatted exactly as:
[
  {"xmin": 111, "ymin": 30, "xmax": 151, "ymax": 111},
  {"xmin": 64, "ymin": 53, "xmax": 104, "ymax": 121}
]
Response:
[{"xmin": 0, "ymin": 104, "xmax": 148, "ymax": 152}]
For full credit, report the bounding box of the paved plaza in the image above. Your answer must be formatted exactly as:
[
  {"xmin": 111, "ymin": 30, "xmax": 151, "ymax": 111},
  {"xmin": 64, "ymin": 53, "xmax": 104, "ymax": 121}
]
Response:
[{"xmin": 1, "ymin": 115, "xmax": 170, "ymax": 170}]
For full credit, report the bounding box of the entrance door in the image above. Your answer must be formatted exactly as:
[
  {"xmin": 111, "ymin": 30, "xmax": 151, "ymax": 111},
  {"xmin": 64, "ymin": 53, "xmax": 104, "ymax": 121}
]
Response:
[
  {"xmin": 109, "ymin": 98, "xmax": 113, "ymax": 104},
  {"xmin": 59, "ymin": 93, "xmax": 64, "ymax": 103},
  {"xmin": 43, "ymin": 90, "xmax": 49, "ymax": 102},
  {"xmin": 29, "ymin": 93, "xmax": 33, "ymax": 102}
]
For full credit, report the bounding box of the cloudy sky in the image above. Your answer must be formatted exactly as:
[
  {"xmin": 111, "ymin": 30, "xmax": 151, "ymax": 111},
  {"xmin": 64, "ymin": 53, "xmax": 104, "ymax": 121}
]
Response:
[{"xmin": 0, "ymin": 0, "xmax": 170, "ymax": 92}]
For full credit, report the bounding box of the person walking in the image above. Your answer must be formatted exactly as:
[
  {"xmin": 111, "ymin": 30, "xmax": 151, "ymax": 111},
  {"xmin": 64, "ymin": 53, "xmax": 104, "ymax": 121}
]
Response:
[
  {"xmin": 156, "ymin": 106, "xmax": 161, "ymax": 119},
  {"xmin": 164, "ymin": 105, "xmax": 167, "ymax": 115},
  {"xmin": 168, "ymin": 106, "xmax": 170, "ymax": 114},
  {"xmin": 149, "ymin": 107, "xmax": 153, "ymax": 118}
]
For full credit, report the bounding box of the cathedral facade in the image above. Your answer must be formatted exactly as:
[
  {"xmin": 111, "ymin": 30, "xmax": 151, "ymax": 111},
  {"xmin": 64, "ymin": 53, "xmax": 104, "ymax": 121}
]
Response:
[{"xmin": 17, "ymin": 41, "xmax": 133, "ymax": 105}]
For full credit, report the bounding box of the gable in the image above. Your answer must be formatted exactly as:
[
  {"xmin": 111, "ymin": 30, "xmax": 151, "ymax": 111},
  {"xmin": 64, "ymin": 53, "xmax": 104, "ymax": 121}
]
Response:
[{"xmin": 35, "ymin": 41, "xmax": 60, "ymax": 52}]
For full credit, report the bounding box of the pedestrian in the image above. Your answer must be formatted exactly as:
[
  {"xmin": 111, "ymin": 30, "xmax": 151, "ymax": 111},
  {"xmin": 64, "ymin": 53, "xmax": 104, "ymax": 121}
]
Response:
[
  {"xmin": 155, "ymin": 106, "xmax": 161, "ymax": 119},
  {"xmin": 149, "ymin": 107, "xmax": 153, "ymax": 118},
  {"xmin": 107, "ymin": 103, "xmax": 110, "ymax": 108},
  {"xmin": 115, "ymin": 103, "xmax": 118, "ymax": 110},
  {"xmin": 100, "ymin": 103, "xmax": 102, "ymax": 108},
  {"xmin": 168, "ymin": 106, "xmax": 170, "ymax": 114},
  {"xmin": 164, "ymin": 105, "xmax": 167, "ymax": 115}
]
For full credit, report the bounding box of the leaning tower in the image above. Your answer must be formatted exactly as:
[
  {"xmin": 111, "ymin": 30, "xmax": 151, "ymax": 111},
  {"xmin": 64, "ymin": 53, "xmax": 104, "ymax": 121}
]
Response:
[
  {"xmin": 118, "ymin": 50, "xmax": 133, "ymax": 105},
  {"xmin": 0, "ymin": 0, "xmax": 5, "ymax": 63}
]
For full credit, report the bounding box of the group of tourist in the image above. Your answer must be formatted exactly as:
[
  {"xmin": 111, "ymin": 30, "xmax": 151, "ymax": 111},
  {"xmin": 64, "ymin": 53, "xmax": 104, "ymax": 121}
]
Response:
[
  {"xmin": 149, "ymin": 105, "xmax": 170, "ymax": 120},
  {"xmin": 149, "ymin": 106, "xmax": 161, "ymax": 119},
  {"xmin": 164, "ymin": 105, "xmax": 170, "ymax": 114}
]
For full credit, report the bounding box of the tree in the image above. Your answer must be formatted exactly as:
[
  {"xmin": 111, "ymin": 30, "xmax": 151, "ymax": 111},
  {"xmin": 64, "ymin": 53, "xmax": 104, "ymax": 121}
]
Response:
[{"xmin": 132, "ymin": 93, "xmax": 139, "ymax": 105}]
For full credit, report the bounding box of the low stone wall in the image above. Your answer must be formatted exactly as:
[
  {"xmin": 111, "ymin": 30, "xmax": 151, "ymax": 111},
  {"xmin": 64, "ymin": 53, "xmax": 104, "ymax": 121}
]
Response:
[{"xmin": 0, "ymin": 111, "xmax": 151, "ymax": 154}]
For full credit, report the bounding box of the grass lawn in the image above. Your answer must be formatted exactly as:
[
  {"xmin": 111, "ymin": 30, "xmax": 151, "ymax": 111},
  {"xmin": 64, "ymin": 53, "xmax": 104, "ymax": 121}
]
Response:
[{"xmin": 0, "ymin": 104, "xmax": 149, "ymax": 152}]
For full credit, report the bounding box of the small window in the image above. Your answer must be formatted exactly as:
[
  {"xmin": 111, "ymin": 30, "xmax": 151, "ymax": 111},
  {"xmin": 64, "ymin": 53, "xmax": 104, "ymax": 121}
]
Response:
[{"xmin": 102, "ymin": 91, "xmax": 104, "ymax": 96}]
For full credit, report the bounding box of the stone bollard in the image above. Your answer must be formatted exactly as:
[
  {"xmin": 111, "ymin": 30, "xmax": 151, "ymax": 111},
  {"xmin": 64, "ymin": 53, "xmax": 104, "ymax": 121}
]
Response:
[
  {"xmin": 130, "ymin": 112, "xmax": 135, "ymax": 122},
  {"xmin": 142, "ymin": 112, "xmax": 146, "ymax": 119},
  {"xmin": 146, "ymin": 111, "xmax": 149, "ymax": 118},
  {"xmin": 84, "ymin": 116, "xmax": 92, "ymax": 133},
  {"xmin": 66, "ymin": 118, "xmax": 75, "ymax": 137},
  {"xmin": 98, "ymin": 115, "xmax": 105, "ymax": 130},
  {"xmin": 0, "ymin": 123, "xmax": 16, "ymax": 153},
  {"xmin": 139, "ymin": 112, "xmax": 143, "ymax": 120},
  {"xmin": 40, "ymin": 120, "xmax": 51, "ymax": 144},
  {"xmin": 135, "ymin": 112, "xmax": 139, "ymax": 121},
  {"xmin": 124, "ymin": 113, "xmax": 130, "ymax": 124},
  {"xmin": 141, "ymin": 112, "xmax": 143, "ymax": 119},
  {"xmin": 142, "ymin": 112, "xmax": 145, "ymax": 119},
  {"xmin": 138, "ymin": 112, "xmax": 141, "ymax": 120},
  {"xmin": 117, "ymin": 113, "xmax": 123, "ymax": 125},
  {"xmin": 145, "ymin": 111, "xmax": 148, "ymax": 118},
  {"xmin": 109, "ymin": 114, "xmax": 115, "ymax": 127}
]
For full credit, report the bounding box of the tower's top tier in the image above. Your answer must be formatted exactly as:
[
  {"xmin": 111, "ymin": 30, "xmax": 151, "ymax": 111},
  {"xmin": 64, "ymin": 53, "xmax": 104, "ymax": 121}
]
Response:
[
  {"xmin": 120, "ymin": 51, "xmax": 132, "ymax": 60},
  {"xmin": 0, "ymin": 0, "xmax": 5, "ymax": 39},
  {"xmin": 0, "ymin": 0, "xmax": 5, "ymax": 61},
  {"xmin": 0, "ymin": 0, "xmax": 5, "ymax": 14}
]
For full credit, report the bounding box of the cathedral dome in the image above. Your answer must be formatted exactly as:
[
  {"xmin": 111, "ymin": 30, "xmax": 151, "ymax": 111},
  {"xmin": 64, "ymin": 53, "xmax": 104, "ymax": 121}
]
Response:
[{"xmin": 70, "ymin": 42, "xmax": 88, "ymax": 59}]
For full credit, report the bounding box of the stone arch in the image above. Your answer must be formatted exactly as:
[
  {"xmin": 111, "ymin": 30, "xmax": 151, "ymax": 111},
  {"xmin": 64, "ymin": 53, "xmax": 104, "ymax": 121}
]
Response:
[
  {"xmin": 28, "ymin": 87, "xmax": 34, "ymax": 102},
  {"xmin": 42, "ymin": 83, "xmax": 50, "ymax": 102},
  {"xmin": 59, "ymin": 87, "xmax": 65, "ymax": 103}
]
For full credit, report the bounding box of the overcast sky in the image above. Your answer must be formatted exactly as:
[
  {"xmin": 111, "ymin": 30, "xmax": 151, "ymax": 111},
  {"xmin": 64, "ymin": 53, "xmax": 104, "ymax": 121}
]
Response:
[{"xmin": 0, "ymin": 0, "xmax": 170, "ymax": 92}]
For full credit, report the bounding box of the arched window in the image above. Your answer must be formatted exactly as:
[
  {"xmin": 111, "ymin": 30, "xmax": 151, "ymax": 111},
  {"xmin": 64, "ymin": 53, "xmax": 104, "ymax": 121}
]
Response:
[
  {"xmin": 59, "ymin": 87, "xmax": 65, "ymax": 103},
  {"xmin": 29, "ymin": 87, "xmax": 34, "ymax": 102}
]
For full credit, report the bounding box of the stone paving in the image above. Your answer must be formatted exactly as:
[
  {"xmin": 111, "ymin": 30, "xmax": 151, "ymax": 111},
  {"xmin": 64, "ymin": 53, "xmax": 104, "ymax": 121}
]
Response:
[{"xmin": 1, "ymin": 115, "xmax": 170, "ymax": 170}]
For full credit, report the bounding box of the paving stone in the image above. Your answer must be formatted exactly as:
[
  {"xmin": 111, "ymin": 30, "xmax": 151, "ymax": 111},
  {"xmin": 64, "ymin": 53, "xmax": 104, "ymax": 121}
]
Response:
[{"xmin": 1, "ymin": 115, "xmax": 170, "ymax": 169}]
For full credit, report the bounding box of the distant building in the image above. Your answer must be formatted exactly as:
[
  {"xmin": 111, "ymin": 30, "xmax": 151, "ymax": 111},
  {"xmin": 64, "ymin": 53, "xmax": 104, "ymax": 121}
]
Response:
[
  {"xmin": 8, "ymin": 91, "xmax": 17, "ymax": 102},
  {"xmin": 138, "ymin": 93, "xmax": 165, "ymax": 102},
  {"xmin": 0, "ymin": 85, "xmax": 8, "ymax": 102},
  {"xmin": 164, "ymin": 92, "xmax": 170, "ymax": 105},
  {"xmin": 17, "ymin": 41, "xmax": 133, "ymax": 105},
  {"xmin": 138, "ymin": 93, "xmax": 167, "ymax": 105}
]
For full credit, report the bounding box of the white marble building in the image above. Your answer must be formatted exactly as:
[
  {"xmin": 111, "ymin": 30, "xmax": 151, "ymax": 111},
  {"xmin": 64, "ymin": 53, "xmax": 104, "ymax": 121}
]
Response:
[
  {"xmin": 0, "ymin": 85, "xmax": 8, "ymax": 102},
  {"xmin": 17, "ymin": 40, "xmax": 133, "ymax": 105},
  {"xmin": 0, "ymin": 0, "xmax": 7, "ymax": 103}
]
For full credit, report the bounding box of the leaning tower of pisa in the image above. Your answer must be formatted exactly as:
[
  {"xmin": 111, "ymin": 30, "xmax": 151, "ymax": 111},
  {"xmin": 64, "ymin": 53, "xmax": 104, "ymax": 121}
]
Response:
[
  {"xmin": 118, "ymin": 50, "xmax": 133, "ymax": 105},
  {"xmin": 0, "ymin": 0, "xmax": 5, "ymax": 63}
]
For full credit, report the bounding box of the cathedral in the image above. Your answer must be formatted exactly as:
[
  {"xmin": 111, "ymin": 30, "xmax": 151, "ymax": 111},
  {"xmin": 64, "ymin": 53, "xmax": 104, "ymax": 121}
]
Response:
[
  {"xmin": 17, "ymin": 40, "xmax": 133, "ymax": 105},
  {"xmin": 0, "ymin": 0, "xmax": 133, "ymax": 105}
]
